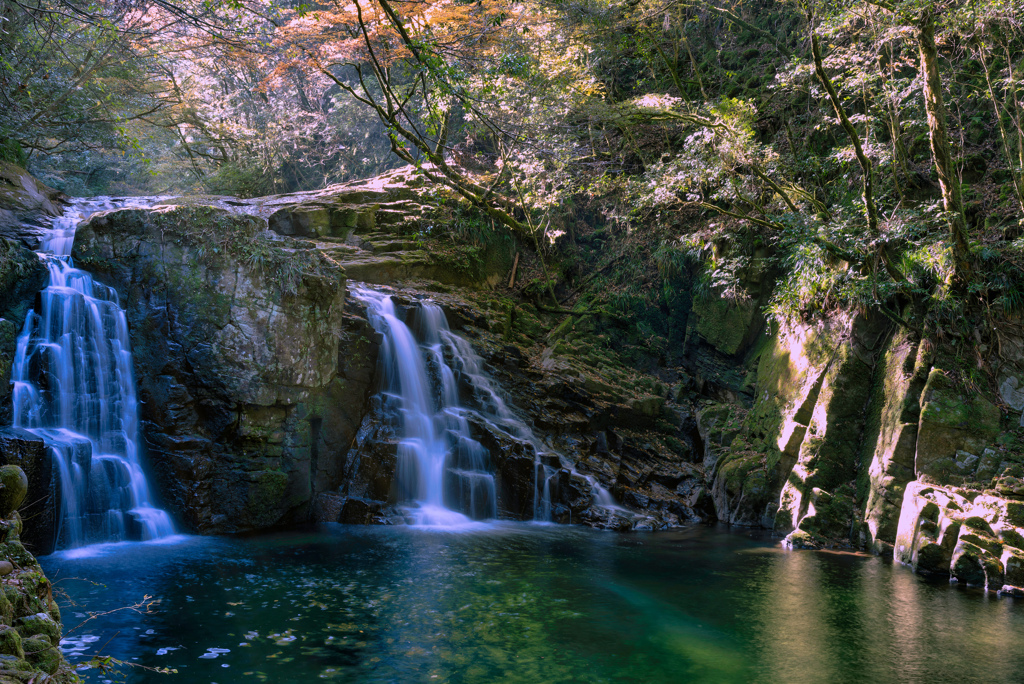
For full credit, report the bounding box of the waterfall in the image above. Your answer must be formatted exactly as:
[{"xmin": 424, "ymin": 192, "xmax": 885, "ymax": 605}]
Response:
[
  {"xmin": 354, "ymin": 288, "xmax": 495, "ymax": 525},
  {"xmin": 352, "ymin": 286, "xmax": 632, "ymax": 526},
  {"xmin": 11, "ymin": 198, "xmax": 174, "ymax": 549},
  {"xmin": 411, "ymin": 301, "xmax": 557, "ymax": 521}
]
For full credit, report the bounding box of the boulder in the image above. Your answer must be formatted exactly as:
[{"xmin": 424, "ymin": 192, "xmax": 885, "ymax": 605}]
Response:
[{"xmin": 0, "ymin": 466, "xmax": 28, "ymax": 517}]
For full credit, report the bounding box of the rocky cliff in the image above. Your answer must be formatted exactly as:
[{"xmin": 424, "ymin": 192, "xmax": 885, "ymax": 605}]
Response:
[
  {"xmin": 3, "ymin": 161, "xmax": 1024, "ymax": 594},
  {"xmin": 72, "ymin": 203, "xmax": 368, "ymax": 534},
  {"xmin": 60, "ymin": 168, "xmax": 700, "ymax": 533},
  {"xmin": 688, "ymin": 291, "xmax": 1024, "ymax": 592}
]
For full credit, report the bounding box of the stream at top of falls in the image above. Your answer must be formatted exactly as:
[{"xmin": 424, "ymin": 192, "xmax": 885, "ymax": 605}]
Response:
[{"xmin": 40, "ymin": 523, "xmax": 1024, "ymax": 684}]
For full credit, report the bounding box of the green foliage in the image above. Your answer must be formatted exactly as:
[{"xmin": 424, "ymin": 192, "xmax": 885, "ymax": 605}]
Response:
[{"xmin": 0, "ymin": 138, "xmax": 27, "ymax": 167}]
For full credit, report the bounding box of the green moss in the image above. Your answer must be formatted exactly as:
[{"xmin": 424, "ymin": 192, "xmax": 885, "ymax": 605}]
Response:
[{"xmin": 246, "ymin": 470, "xmax": 289, "ymax": 521}]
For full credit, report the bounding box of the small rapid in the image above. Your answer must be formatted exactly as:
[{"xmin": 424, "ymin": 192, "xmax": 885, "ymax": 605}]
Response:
[{"xmin": 11, "ymin": 198, "xmax": 174, "ymax": 549}]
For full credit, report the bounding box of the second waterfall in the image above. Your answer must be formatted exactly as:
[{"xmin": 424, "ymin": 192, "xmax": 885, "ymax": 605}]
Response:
[{"xmin": 354, "ymin": 287, "xmax": 549, "ymax": 527}]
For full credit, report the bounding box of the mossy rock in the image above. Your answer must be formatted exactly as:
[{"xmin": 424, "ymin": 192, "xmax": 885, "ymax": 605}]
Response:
[
  {"xmin": 784, "ymin": 529, "xmax": 823, "ymax": 549},
  {"xmin": 999, "ymin": 526, "xmax": 1024, "ymax": 551},
  {"xmin": 0, "ymin": 465, "xmax": 27, "ymax": 517},
  {"xmin": 21, "ymin": 634, "xmax": 60, "ymax": 675},
  {"xmin": 1005, "ymin": 501, "xmax": 1024, "ymax": 527},
  {"xmin": 0, "ymin": 625, "xmax": 23, "ymax": 659},
  {"xmin": 629, "ymin": 395, "xmax": 665, "ymax": 418},
  {"xmin": 692, "ymin": 294, "xmax": 759, "ymax": 357},
  {"xmin": 243, "ymin": 470, "xmax": 290, "ymax": 525},
  {"xmin": 960, "ymin": 532, "xmax": 1002, "ymax": 557},
  {"xmin": 15, "ymin": 614, "xmax": 61, "ymax": 645},
  {"xmin": 917, "ymin": 369, "xmax": 1001, "ymax": 477}
]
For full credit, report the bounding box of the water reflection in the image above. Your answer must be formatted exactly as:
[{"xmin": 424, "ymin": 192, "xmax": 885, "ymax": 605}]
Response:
[{"xmin": 40, "ymin": 524, "xmax": 1024, "ymax": 683}]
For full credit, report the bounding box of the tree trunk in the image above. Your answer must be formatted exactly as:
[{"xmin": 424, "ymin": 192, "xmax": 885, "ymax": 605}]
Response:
[
  {"xmin": 810, "ymin": 32, "xmax": 879, "ymax": 237},
  {"xmin": 918, "ymin": 10, "xmax": 971, "ymax": 285}
]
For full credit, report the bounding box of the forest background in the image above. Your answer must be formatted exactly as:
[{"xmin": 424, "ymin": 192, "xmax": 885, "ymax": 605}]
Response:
[{"xmin": 4, "ymin": 0, "xmax": 1024, "ymax": 371}]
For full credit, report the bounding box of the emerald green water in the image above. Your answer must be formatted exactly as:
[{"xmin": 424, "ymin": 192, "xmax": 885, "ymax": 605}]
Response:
[{"xmin": 40, "ymin": 523, "xmax": 1024, "ymax": 683}]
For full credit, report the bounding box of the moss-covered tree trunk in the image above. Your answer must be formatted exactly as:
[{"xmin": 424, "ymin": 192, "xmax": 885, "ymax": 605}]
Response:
[{"xmin": 917, "ymin": 10, "xmax": 971, "ymax": 285}]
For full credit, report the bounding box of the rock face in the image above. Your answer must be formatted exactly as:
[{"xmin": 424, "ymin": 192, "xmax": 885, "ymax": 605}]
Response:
[
  {"xmin": 0, "ymin": 430, "xmax": 59, "ymax": 555},
  {"xmin": 61, "ymin": 167, "xmax": 521, "ymax": 534},
  {"xmin": 6, "ymin": 161, "xmax": 1022, "ymax": 556},
  {"xmin": 895, "ymin": 481, "xmax": 1024, "ymax": 594},
  {"xmin": 683, "ymin": 290, "xmax": 1024, "ymax": 573},
  {"xmin": 0, "ymin": 466, "xmax": 77, "ymax": 682},
  {"xmin": 0, "ymin": 162, "xmax": 65, "ymax": 246},
  {"xmin": 0, "ymin": 168, "xmax": 51, "ymax": 426},
  {"xmin": 74, "ymin": 204, "xmax": 376, "ymax": 533},
  {"xmin": 0, "ymin": 240, "xmax": 47, "ymax": 426}
]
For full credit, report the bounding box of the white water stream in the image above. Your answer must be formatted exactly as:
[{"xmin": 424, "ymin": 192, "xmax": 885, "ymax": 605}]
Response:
[
  {"xmin": 11, "ymin": 199, "xmax": 174, "ymax": 549},
  {"xmin": 354, "ymin": 287, "xmax": 561, "ymax": 526}
]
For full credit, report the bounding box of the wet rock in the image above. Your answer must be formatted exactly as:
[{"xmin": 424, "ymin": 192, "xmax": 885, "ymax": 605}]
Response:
[
  {"xmin": 22, "ymin": 634, "xmax": 61, "ymax": 674},
  {"xmin": 339, "ymin": 498, "xmax": 387, "ymax": 525},
  {"xmin": 74, "ymin": 205, "xmax": 378, "ymax": 533},
  {"xmin": 0, "ymin": 466, "xmax": 28, "ymax": 518},
  {"xmin": 339, "ymin": 415, "xmax": 399, "ymax": 504},
  {"xmin": 951, "ymin": 540, "xmax": 1004, "ymax": 588},
  {"xmin": 313, "ymin": 492, "xmax": 345, "ymax": 523}
]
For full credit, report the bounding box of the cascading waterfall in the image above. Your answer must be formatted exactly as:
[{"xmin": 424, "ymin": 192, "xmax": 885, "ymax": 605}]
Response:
[
  {"xmin": 354, "ymin": 288, "xmax": 497, "ymax": 526},
  {"xmin": 416, "ymin": 305, "xmax": 556, "ymax": 521},
  {"xmin": 354, "ymin": 286, "xmax": 623, "ymax": 526},
  {"xmin": 427, "ymin": 314, "xmax": 621, "ymax": 523},
  {"xmin": 11, "ymin": 198, "xmax": 174, "ymax": 549}
]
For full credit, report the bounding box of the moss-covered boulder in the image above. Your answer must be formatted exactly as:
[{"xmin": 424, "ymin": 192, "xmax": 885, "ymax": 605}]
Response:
[
  {"xmin": 0, "ymin": 467, "xmax": 28, "ymax": 518},
  {"xmin": 0, "ymin": 509, "xmax": 77, "ymax": 681}
]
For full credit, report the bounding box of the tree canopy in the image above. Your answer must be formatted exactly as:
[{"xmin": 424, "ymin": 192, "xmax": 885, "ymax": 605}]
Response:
[{"xmin": 4, "ymin": 0, "xmax": 1024, "ymax": 336}]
